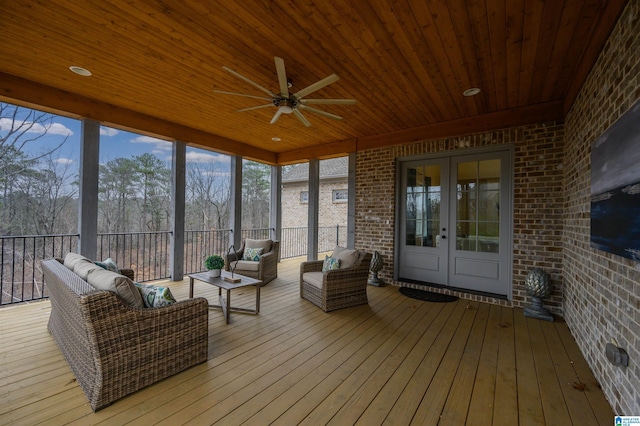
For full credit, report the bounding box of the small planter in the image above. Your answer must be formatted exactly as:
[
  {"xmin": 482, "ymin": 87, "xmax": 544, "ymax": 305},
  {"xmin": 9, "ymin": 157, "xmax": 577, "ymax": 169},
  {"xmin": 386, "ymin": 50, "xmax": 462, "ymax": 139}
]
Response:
[{"xmin": 205, "ymin": 255, "xmax": 225, "ymax": 278}]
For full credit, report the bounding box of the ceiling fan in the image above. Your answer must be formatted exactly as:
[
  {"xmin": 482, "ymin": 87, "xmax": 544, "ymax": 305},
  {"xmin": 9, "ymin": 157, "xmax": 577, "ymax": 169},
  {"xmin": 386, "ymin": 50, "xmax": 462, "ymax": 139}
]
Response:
[{"xmin": 214, "ymin": 57, "xmax": 356, "ymax": 127}]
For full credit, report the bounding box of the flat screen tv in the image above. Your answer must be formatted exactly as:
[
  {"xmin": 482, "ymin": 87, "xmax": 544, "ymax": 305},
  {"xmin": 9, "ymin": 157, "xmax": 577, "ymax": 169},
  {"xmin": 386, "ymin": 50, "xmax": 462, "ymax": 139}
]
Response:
[{"xmin": 590, "ymin": 98, "xmax": 640, "ymax": 261}]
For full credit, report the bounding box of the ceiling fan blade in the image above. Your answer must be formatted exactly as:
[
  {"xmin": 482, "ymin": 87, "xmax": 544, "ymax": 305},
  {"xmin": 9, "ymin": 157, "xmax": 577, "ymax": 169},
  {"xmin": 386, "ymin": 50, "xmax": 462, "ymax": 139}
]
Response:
[
  {"xmin": 275, "ymin": 57, "xmax": 289, "ymax": 98},
  {"xmin": 237, "ymin": 104, "xmax": 273, "ymax": 112},
  {"xmin": 222, "ymin": 65, "xmax": 276, "ymax": 97},
  {"xmin": 270, "ymin": 108, "xmax": 285, "ymax": 124},
  {"xmin": 299, "ymin": 104, "xmax": 343, "ymax": 120},
  {"xmin": 213, "ymin": 90, "xmax": 273, "ymax": 101},
  {"xmin": 293, "ymin": 74, "xmax": 339, "ymax": 99},
  {"xmin": 293, "ymin": 109, "xmax": 311, "ymax": 127},
  {"xmin": 299, "ymin": 98, "xmax": 356, "ymax": 105}
]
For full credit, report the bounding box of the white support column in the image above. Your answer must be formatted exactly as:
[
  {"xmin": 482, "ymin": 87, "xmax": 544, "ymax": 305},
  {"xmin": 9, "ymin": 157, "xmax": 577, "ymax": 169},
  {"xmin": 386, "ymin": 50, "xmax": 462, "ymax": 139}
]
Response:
[
  {"xmin": 170, "ymin": 141, "xmax": 186, "ymax": 281},
  {"xmin": 270, "ymin": 165, "xmax": 282, "ymax": 245},
  {"xmin": 347, "ymin": 152, "xmax": 356, "ymax": 249},
  {"xmin": 229, "ymin": 155, "xmax": 243, "ymax": 249},
  {"xmin": 78, "ymin": 118, "xmax": 99, "ymax": 259},
  {"xmin": 307, "ymin": 159, "xmax": 320, "ymax": 261}
]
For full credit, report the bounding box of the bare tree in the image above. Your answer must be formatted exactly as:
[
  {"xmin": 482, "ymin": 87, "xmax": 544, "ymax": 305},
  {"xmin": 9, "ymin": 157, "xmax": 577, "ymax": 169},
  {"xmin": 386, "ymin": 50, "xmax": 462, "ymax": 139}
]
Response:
[
  {"xmin": 0, "ymin": 103, "xmax": 71, "ymax": 235},
  {"xmin": 18, "ymin": 153, "xmax": 78, "ymax": 234},
  {"xmin": 186, "ymin": 160, "xmax": 230, "ymax": 230},
  {"xmin": 0, "ymin": 103, "xmax": 68, "ymax": 180}
]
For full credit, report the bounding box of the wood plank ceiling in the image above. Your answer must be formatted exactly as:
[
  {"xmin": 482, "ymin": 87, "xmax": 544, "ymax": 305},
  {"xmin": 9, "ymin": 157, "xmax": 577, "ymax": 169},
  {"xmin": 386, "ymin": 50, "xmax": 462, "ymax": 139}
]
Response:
[{"xmin": 0, "ymin": 1, "xmax": 627, "ymax": 165}]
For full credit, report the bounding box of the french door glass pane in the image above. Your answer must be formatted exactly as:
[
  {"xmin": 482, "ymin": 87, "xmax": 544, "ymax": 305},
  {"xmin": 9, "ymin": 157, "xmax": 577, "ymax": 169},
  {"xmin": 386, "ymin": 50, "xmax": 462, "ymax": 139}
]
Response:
[
  {"xmin": 405, "ymin": 165, "xmax": 441, "ymax": 247},
  {"xmin": 457, "ymin": 159, "xmax": 500, "ymax": 252}
]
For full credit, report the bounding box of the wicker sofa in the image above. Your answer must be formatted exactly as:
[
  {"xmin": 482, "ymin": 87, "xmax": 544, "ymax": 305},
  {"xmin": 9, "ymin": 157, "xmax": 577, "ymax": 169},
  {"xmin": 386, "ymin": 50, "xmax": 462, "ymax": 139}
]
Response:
[
  {"xmin": 41, "ymin": 256, "xmax": 209, "ymax": 411},
  {"xmin": 300, "ymin": 248, "xmax": 372, "ymax": 312}
]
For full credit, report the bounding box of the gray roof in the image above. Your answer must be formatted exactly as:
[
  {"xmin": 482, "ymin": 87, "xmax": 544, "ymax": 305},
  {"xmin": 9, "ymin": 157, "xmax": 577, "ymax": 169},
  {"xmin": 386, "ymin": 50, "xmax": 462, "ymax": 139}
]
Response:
[{"xmin": 282, "ymin": 157, "xmax": 348, "ymax": 183}]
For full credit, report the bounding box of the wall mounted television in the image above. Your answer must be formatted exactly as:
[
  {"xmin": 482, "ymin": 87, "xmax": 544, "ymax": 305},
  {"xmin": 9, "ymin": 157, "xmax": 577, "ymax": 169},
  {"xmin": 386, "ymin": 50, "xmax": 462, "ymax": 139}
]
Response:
[{"xmin": 590, "ymin": 98, "xmax": 640, "ymax": 261}]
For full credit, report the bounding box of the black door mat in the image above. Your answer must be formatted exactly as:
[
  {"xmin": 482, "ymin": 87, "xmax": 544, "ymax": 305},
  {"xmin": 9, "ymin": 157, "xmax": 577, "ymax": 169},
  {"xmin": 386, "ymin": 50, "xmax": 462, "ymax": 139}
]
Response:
[{"xmin": 399, "ymin": 287, "xmax": 459, "ymax": 303}]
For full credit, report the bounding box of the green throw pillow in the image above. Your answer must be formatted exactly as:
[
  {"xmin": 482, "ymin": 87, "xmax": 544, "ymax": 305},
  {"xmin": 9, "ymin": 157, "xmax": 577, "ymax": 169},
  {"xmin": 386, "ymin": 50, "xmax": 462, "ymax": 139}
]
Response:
[
  {"xmin": 243, "ymin": 247, "xmax": 263, "ymax": 261},
  {"xmin": 102, "ymin": 258, "xmax": 119, "ymax": 272},
  {"xmin": 322, "ymin": 256, "xmax": 340, "ymax": 272},
  {"xmin": 94, "ymin": 261, "xmax": 108, "ymax": 270},
  {"xmin": 134, "ymin": 282, "xmax": 177, "ymax": 308}
]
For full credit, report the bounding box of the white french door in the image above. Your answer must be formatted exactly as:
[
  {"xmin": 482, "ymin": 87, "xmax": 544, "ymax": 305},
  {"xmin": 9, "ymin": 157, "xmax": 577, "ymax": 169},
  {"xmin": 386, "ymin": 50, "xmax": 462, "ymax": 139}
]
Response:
[{"xmin": 398, "ymin": 150, "xmax": 512, "ymax": 297}]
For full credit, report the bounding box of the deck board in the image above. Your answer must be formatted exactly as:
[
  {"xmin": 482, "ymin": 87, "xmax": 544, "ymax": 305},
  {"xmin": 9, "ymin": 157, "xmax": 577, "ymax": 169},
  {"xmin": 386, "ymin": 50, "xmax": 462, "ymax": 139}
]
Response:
[
  {"xmin": 0, "ymin": 257, "xmax": 614, "ymax": 425},
  {"xmin": 466, "ymin": 304, "xmax": 501, "ymax": 425},
  {"xmin": 528, "ymin": 317, "xmax": 573, "ymax": 424},
  {"xmin": 492, "ymin": 306, "xmax": 519, "ymax": 425}
]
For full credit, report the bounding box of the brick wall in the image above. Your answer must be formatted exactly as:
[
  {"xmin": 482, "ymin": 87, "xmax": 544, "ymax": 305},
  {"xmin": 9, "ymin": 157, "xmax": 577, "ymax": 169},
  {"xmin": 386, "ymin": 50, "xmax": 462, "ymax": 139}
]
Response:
[
  {"xmin": 282, "ymin": 180, "xmax": 348, "ymax": 228},
  {"xmin": 355, "ymin": 122, "xmax": 565, "ymax": 312},
  {"xmin": 563, "ymin": 1, "xmax": 640, "ymax": 415}
]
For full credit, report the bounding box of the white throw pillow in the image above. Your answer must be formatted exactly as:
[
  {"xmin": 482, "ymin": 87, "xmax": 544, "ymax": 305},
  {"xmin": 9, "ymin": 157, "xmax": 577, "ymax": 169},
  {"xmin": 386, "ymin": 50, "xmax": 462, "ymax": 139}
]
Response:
[
  {"xmin": 245, "ymin": 239, "xmax": 272, "ymax": 254},
  {"xmin": 86, "ymin": 268, "xmax": 144, "ymax": 309},
  {"xmin": 331, "ymin": 246, "xmax": 359, "ymax": 269},
  {"xmin": 64, "ymin": 252, "xmax": 89, "ymax": 270}
]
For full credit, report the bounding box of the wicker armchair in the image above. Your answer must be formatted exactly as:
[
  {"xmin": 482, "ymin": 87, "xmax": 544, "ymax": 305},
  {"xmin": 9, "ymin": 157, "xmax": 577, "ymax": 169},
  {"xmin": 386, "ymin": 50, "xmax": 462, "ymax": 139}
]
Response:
[
  {"xmin": 300, "ymin": 250, "xmax": 372, "ymax": 312},
  {"xmin": 225, "ymin": 239, "xmax": 279, "ymax": 285}
]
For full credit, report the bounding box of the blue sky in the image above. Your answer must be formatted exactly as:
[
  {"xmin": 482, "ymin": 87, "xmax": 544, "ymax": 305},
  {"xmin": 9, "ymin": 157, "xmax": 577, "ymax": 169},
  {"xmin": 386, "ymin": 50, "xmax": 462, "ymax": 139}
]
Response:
[{"xmin": 1, "ymin": 102, "xmax": 231, "ymax": 172}]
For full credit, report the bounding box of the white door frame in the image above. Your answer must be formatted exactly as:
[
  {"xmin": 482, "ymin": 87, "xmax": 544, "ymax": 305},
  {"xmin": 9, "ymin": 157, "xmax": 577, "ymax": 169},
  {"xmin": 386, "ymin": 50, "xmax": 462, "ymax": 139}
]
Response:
[{"xmin": 394, "ymin": 146, "xmax": 514, "ymax": 300}]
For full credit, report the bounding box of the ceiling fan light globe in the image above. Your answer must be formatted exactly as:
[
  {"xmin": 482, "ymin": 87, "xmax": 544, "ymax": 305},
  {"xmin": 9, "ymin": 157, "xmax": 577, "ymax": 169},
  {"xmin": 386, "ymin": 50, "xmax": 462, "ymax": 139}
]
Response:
[{"xmin": 279, "ymin": 105, "xmax": 293, "ymax": 114}]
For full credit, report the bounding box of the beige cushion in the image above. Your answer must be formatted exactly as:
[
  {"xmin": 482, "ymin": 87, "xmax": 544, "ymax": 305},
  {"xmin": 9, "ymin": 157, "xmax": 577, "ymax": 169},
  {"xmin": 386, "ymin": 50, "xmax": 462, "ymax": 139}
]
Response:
[
  {"xmin": 86, "ymin": 268, "xmax": 144, "ymax": 309},
  {"xmin": 230, "ymin": 260, "xmax": 260, "ymax": 272},
  {"xmin": 303, "ymin": 272, "xmax": 324, "ymax": 289},
  {"xmin": 73, "ymin": 259, "xmax": 103, "ymax": 281},
  {"xmin": 245, "ymin": 238, "xmax": 272, "ymax": 254},
  {"xmin": 331, "ymin": 246, "xmax": 359, "ymax": 269},
  {"xmin": 64, "ymin": 252, "xmax": 89, "ymax": 270}
]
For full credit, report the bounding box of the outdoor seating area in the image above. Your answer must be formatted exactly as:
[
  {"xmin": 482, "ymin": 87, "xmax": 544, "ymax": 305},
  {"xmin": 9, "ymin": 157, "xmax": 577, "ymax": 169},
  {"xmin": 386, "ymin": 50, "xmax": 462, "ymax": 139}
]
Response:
[{"xmin": 0, "ymin": 257, "xmax": 613, "ymax": 424}]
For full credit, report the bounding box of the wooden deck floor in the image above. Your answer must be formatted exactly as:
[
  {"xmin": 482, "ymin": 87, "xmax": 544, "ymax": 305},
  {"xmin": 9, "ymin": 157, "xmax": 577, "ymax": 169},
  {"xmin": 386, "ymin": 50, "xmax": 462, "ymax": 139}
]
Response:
[{"xmin": 0, "ymin": 257, "xmax": 613, "ymax": 425}]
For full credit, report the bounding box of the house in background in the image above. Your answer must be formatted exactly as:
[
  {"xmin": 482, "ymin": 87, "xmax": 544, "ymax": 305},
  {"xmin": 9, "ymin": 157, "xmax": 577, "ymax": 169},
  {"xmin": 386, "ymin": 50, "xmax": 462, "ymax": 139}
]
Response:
[{"xmin": 281, "ymin": 157, "xmax": 348, "ymax": 229}]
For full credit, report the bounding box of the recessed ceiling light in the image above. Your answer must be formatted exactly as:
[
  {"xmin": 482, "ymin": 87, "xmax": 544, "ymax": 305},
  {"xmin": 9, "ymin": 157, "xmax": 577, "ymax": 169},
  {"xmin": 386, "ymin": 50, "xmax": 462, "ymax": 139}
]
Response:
[
  {"xmin": 271, "ymin": 137, "xmax": 281, "ymax": 142},
  {"xmin": 463, "ymin": 87, "xmax": 481, "ymax": 97},
  {"xmin": 69, "ymin": 66, "xmax": 92, "ymax": 76}
]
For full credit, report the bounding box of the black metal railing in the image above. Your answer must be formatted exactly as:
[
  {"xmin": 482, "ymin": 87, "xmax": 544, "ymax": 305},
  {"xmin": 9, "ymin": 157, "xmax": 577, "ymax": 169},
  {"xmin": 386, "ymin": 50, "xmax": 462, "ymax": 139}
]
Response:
[
  {"xmin": 0, "ymin": 225, "xmax": 346, "ymax": 306},
  {"xmin": 184, "ymin": 229, "xmax": 231, "ymax": 275},
  {"xmin": 0, "ymin": 234, "xmax": 78, "ymax": 305},
  {"xmin": 241, "ymin": 228, "xmax": 271, "ymax": 241},
  {"xmin": 97, "ymin": 231, "xmax": 172, "ymax": 283}
]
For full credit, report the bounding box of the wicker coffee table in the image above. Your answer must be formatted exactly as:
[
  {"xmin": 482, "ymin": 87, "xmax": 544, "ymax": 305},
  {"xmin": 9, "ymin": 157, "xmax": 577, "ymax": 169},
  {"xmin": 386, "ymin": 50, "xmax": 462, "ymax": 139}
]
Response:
[{"xmin": 189, "ymin": 271, "xmax": 262, "ymax": 324}]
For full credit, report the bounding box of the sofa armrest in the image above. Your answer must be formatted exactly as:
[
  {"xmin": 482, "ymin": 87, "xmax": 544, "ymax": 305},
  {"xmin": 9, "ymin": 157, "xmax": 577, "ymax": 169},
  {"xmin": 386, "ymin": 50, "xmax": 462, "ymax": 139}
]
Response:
[
  {"xmin": 259, "ymin": 246, "xmax": 278, "ymax": 266},
  {"xmin": 323, "ymin": 266, "xmax": 367, "ymax": 284},
  {"xmin": 80, "ymin": 292, "xmax": 209, "ymax": 410},
  {"xmin": 301, "ymin": 260, "xmax": 323, "ymax": 274},
  {"xmin": 118, "ymin": 268, "xmax": 134, "ymax": 281}
]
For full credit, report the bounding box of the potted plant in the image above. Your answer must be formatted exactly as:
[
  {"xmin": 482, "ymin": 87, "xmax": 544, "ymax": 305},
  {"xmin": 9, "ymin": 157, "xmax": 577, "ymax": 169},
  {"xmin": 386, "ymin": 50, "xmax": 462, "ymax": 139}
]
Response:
[{"xmin": 205, "ymin": 254, "xmax": 225, "ymax": 278}]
